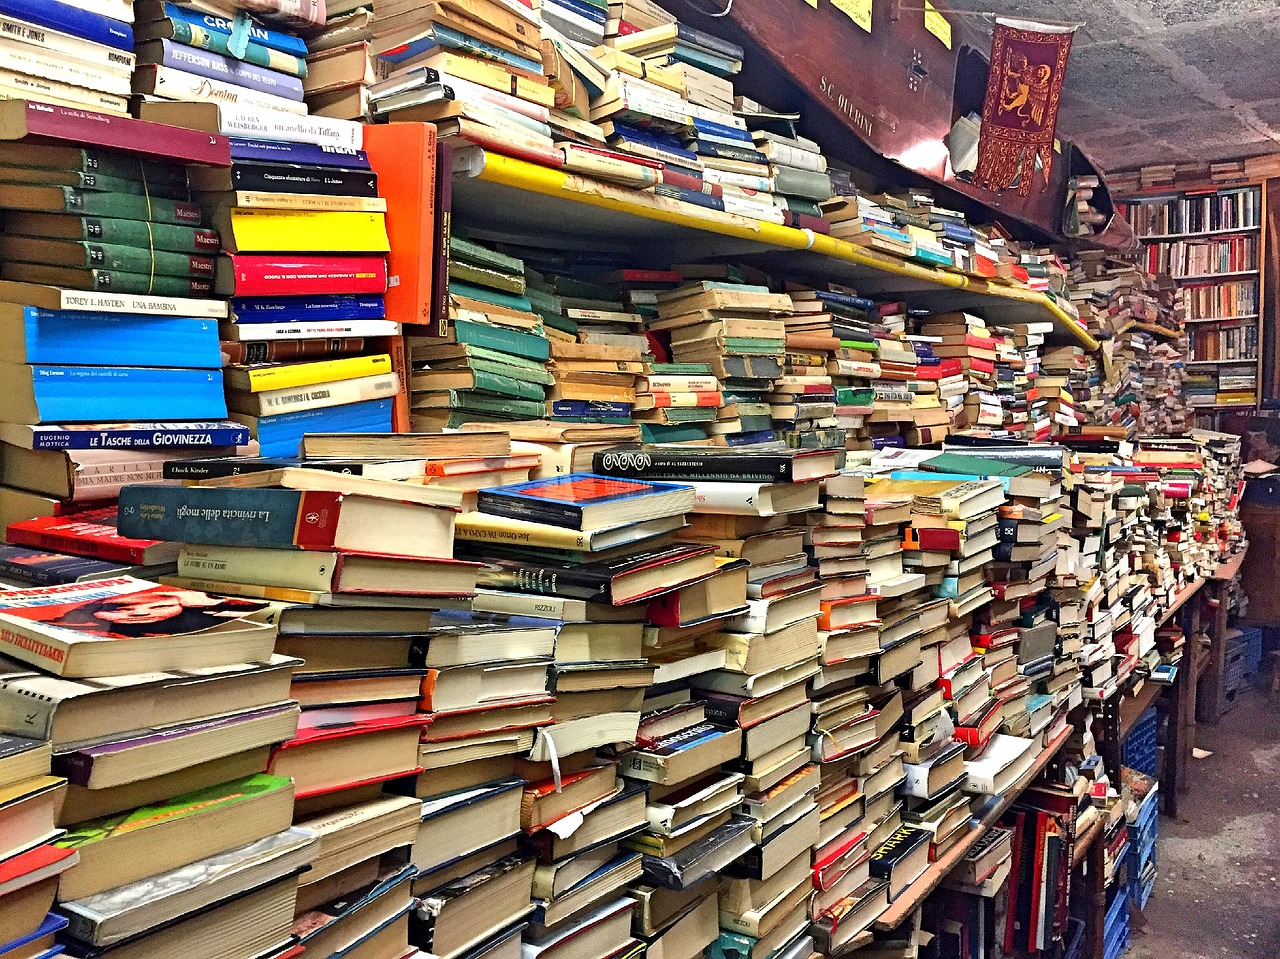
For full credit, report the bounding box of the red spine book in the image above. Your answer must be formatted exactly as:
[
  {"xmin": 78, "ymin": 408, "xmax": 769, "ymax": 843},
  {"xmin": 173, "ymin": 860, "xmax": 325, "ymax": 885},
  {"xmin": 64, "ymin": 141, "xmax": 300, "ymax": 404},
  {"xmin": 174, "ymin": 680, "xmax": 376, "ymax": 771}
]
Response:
[
  {"xmin": 221, "ymin": 337, "xmax": 367, "ymax": 365},
  {"xmin": 6, "ymin": 509, "xmax": 172, "ymax": 565},
  {"xmin": 781, "ymin": 211, "xmax": 831, "ymax": 234},
  {"xmin": 0, "ymin": 100, "xmax": 230, "ymax": 166},
  {"xmin": 218, "ymin": 255, "xmax": 389, "ymax": 296}
]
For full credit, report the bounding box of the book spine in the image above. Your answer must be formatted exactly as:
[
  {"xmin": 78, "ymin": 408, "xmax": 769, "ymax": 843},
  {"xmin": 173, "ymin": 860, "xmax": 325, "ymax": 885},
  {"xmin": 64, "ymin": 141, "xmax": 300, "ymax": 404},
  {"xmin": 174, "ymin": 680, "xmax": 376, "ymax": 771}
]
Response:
[
  {"xmin": 221, "ymin": 336, "xmax": 366, "ymax": 364},
  {"xmin": 0, "ymin": 36, "xmax": 128, "ymax": 94},
  {"xmin": 225, "ymin": 210, "xmax": 389, "ymax": 254},
  {"xmin": 118, "ymin": 485, "xmax": 334, "ymax": 549},
  {"xmin": 142, "ymin": 64, "xmax": 309, "ymax": 116},
  {"xmin": 228, "ymin": 138, "xmax": 367, "ymax": 168},
  {"xmin": 222, "ymin": 255, "xmax": 389, "ymax": 296},
  {"xmin": 6, "ymin": 525, "xmax": 150, "ymax": 564},
  {"xmin": 237, "ymin": 371, "xmax": 400, "ymax": 415},
  {"xmin": 202, "ymin": 104, "xmax": 363, "ymax": 148},
  {"xmin": 431, "ymin": 139, "xmax": 453, "ymax": 337},
  {"xmin": 22, "ymin": 423, "xmax": 249, "ymax": 451},
  {"xmin": 166, "ymin": 18, "xmax": 307, "ymax": 78},
  {"xmin": 216, "ymin": 192, "xmax": 385, "ymax": 213},
  {"xmin": 0, "ymin": 14, "xmax": 135, "ymax": 74},
  {"xmin": 0, "ymin": 0, "xmax": 132, "ymax": 51},
  {"xmin": 593, "ymin": 450, "xmax": 789, "ymax": 482},
  {"xmin": 224, "ymin": 163, "xmax": 378, "ymax": 196},
  {"xmin": 222, "ymin": 320, "xmax": 398, "ymax": 341},
  {"xmin": 233, "ymin": 353, "xmax": 391, "ymax": 392},
  {"xmin": 154, "ymin": 38, "xmax": 304, "ymax": 100},
  {"xmin": 159, "ymin": 2, "xmax": 307, "ymax": 57},
  {"xmin": 0, "ymin": 67, "xmax": 127, "ymax": 116}
]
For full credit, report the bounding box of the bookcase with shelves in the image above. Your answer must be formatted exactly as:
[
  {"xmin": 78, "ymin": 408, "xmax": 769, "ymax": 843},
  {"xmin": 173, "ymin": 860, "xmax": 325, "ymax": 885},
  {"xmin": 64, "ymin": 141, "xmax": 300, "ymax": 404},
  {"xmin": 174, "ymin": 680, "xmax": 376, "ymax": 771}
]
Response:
[{"xmin": 1119, "ymin": 184, "xmax": 1266, "ymax": 417}]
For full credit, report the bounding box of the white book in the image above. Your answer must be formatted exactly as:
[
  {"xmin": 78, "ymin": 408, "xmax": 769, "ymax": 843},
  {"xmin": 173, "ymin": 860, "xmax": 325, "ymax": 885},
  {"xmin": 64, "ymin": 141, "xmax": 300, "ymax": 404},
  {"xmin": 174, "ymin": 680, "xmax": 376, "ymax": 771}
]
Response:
[
  {"xmin": 0, "ymin": 72, "xmax": 127, "ymax": 115},
  {"xmin": 7, "ymin": 285, "xmax": 229, "ymax": 319},
  {"xmin": 139, "ymin": 100, "xmax": 363, "ymax": 148},
  {"xmin": 221, "ymin": 319, "xmax": 401, "ymax": 341},
  {"xmin": 0, "ymin": 15, "xmax": 136, "ymax": 76},
  {"xmin": 142, "ymin": 64, "xmax": 309, "ymax": 116},
  {"xmin": 232, "ymin": 372, "xmax": 401, "ymax": 417},
  {"xmin": 0, "ymin": 37, "xmax": 131, "ymax": 95},
  {"xmin": 962, "ymin": 733, "xmax": 1037, "ymax": 795},
  {"xmin": 78, "ymin": 0, "xmax": 136, "ymax": 23}
]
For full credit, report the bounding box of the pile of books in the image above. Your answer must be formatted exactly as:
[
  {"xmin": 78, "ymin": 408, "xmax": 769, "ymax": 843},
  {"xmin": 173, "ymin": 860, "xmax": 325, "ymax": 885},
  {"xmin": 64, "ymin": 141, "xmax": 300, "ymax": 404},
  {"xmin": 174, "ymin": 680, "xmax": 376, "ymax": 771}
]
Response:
[
  {"xmin": 0, "ymin": 576, "xmax": 306, "ymax": 958},
  {"xmin": 0, "ymin": 109, "xmax": 259, "ymax": 584},
  {"xmin": 184, "ymin": 127, "xmax": 402, "ymax": 455},
  {"xmin": 0, "ymin": 0, "xmax": 134, "ymax": 115},
  {"xmin": 134, "ymin": 0, "xmax": 321, "ymax": 121}
]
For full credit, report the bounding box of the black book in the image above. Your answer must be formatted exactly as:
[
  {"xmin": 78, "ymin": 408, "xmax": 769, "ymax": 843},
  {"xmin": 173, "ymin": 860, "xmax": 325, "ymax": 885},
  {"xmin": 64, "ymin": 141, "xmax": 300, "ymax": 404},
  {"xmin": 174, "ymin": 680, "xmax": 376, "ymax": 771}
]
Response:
[
  {"xmin": 161, "ymin": 455, "xmax": 424, "ymax": 480},
  {"xmin": 470, "ymin": 544, "xmax": 717, "ymax": 605},
  {"xmin": 192, "ymin": 162, "xmax": 379, "ymax": 197},
  {"xmin": 868, "ymin": 826, "xmax": 931, "ymax": 900},
  {"xmin": 590, "ymin": 445, "xmax": 834, "ymax": 483}
]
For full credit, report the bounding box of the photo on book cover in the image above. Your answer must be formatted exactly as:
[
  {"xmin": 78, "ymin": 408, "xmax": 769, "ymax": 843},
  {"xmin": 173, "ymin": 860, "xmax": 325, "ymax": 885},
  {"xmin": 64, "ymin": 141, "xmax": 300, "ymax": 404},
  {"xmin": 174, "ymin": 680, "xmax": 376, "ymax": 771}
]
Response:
[{"xmin": 0, "ymin": 576, "xmax": 268, "ymax": 639}]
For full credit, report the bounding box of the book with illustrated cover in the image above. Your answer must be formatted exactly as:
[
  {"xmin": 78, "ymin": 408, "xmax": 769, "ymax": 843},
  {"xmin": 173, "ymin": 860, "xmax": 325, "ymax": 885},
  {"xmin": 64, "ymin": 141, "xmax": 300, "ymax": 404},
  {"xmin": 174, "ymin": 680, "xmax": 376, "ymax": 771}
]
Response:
[
  {"xmin": 477, "ymin": 473, "xmax": 694, "ymax": 530},
  {"xmin": 0, "ymin": 576, "xmax": 274, "ymax": 677}
]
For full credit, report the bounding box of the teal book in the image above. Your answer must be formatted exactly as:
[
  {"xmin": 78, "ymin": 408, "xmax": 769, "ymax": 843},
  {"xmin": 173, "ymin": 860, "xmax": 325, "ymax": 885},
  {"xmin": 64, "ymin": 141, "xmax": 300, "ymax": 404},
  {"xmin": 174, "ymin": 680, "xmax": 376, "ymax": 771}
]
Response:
[
  {"xmin": 450, "ymin": 280, "xmax": 534, "ymax": 313},
  {"xmin": 453, "ymin": 318, "xmax": 550, "ymax": 361}
]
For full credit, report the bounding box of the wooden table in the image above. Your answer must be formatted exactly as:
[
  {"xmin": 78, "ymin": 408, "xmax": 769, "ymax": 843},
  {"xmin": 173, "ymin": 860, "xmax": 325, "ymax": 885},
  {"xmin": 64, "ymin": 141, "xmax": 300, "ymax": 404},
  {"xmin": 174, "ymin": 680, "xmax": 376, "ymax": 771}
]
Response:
[{"xmin": 871, "ymin": 725, "xmax": 1072, "ymax": 931}]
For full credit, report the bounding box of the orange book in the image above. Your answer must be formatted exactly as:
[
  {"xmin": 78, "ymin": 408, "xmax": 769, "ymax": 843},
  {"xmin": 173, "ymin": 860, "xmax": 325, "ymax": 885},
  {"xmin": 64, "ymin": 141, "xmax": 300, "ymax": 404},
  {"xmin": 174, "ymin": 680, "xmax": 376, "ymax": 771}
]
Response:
[{"xmin": 363, "ymin": 123, "xmax": 437, "ymax": 331}]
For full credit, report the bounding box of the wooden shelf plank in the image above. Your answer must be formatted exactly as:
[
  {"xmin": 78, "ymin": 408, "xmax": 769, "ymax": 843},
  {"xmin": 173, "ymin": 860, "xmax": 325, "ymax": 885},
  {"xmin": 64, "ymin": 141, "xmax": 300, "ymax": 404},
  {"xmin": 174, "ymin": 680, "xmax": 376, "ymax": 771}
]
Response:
[
  {"xmin": 1118, "ymin": 680, "xmax": 1164, "ymax": 740},
  {"xmin": 1157, "ymin": 578, "xmax": 1204, "ymax": 628},
  {"xmin": 1209, "ymin": 547, "xmax": 1248, "ymax": 581},
  {"xmin": 872, "ymin": 726, "xmax": 1072, "ymax": 931}
]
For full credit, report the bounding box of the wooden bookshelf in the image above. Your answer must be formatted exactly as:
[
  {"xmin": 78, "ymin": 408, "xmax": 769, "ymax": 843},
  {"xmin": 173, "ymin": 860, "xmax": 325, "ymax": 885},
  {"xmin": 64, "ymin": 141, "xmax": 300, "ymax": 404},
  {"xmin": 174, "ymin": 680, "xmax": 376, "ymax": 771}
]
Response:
[
  {"xmin": 871, "ymin": 725, "xmax": 1073, "ymax": 931},
  {"xmin": 1118, "ymin": 179, "xmax": 1266, "ymax": 416},
  {"xmin": 451, "ymin": 150, "xmax": 1100, "ymax": 350}
]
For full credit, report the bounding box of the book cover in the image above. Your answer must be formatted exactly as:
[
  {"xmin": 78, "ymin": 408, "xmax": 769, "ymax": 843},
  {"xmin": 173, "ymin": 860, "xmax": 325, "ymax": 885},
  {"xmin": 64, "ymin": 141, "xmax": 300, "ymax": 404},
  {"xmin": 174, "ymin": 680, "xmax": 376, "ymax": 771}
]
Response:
[
  {"xmin": 477, "ymin": 474, "xmax": 692, "ymax": 528},
  {"xmin": 228, "ymin": 138, "xmax": 369, "ymax": 169},
  {"xmin": 0, "ymin": 421, "xmax": 249, "ymax": 451},
  {"xmin": 2, "ymin": 307, "xmax": 222, "ymax": 369},
  {"xmin": 8, "ymin": 364, "xmax": 226, "ymax": 423},
  {"xmin": 217, "ymin": 255, "xmax": 388, "ymax": 297},
  {"xmin": 1, "ymin": 212, "xmax": 221, "ymax": 255},
  {"xmin": 6, "ymin": 509, "xmax": 173, "ymax": 566},
  {"xmin": 474, "ymin": 543, "xmax": 715, "ymax": 604},
  {"xmin": 218, "ymin": 210, "xmax": 390, "ymax": 255}
]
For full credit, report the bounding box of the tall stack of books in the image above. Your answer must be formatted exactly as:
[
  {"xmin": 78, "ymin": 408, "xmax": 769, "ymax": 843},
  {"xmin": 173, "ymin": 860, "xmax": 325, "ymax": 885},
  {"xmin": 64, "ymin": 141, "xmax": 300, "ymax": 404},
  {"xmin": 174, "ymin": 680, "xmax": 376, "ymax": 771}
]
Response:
[
  {"xmin": 411, "ymin": 237, "xmax": 552, "ymax": 431},
  {"xmin": 177, "ymin": 134, "xmax": 401, "ymax": 456},
  {"xmin": 0, "ymin": 576, "xmax": 307, "ymax": 957},
  {"xmin": 651, "ymin": 282, "xmax": 790, "ymax": 443},
  {"xmin": 632, "ymin": 363, "xmax": 723, "ymax": 441},
  {"xmin": 0, "ymin": 106, "xmax": 256, "ymax": 575},
  {"xmin": 133, "ymin": 1, "xmax": 319, "ymax": 119},
  {"xmin": 0, "ymin": 0, "xmax": 134, "ymax": 115}
]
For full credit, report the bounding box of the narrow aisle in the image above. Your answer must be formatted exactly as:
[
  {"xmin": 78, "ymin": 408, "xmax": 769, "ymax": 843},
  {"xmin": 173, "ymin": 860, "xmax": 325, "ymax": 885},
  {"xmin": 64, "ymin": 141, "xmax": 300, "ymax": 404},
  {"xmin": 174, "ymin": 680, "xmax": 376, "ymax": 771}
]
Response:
[{"xmin": 1128, "ymin": 693, "xmax": 1280, "ymax": 959}]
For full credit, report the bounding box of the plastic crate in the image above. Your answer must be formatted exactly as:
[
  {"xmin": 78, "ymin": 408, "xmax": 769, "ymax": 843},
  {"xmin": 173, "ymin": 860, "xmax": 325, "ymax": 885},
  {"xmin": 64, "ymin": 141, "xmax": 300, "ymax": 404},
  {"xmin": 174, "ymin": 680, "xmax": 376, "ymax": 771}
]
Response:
[
  {"xmin": 1229, "ymin": 626, "xmax": 1263, "ymax": 678},
  {"xmin": 1122, "ymin": 707, "xmax": 1159, "ymax": 778},
  {"xmin": 1062, "ymin": 917, "xmax": 1087, "ymax": 959},
  {"xmin": 1103, "ymin": 886, "xmax": 1131, "ymax": 959}
]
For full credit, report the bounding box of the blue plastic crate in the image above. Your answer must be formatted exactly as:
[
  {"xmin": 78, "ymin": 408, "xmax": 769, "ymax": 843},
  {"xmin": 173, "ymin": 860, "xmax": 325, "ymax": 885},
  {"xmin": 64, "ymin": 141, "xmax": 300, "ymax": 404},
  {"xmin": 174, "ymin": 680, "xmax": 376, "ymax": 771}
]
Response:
[
  {"xmin": 1103, "ymin": 887, "xmax": 1131, "ymax": 959},
  {"xmin": 1230, "ymin": 626, "xmax": 1263, "ymax": 678},
  {"xmin": 1123, "ymin": 707, "xmax": 1159, "ymax": 778}
]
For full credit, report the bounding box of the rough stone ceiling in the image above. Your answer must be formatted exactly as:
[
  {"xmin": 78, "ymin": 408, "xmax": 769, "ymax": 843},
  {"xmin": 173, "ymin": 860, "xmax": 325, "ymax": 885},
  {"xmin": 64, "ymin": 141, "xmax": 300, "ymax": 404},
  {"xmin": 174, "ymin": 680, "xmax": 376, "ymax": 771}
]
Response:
[{"xmin": 938, "ymin": 0, "xmax": 1280, "ymax": 174}]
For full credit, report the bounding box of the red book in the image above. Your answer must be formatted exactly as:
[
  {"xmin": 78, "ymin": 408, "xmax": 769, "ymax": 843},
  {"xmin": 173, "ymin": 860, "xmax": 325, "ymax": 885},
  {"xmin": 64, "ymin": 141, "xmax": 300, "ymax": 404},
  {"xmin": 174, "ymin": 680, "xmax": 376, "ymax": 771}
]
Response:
[
  {"xmin": 218, "ymin": 255, "xmax": 389, "ymax": 297},
  {"xmin": 615, "ymin": 18, "xmax": 640, "ymax": 34},
  {"xmin": 648, "ymin": 390, "xmax": 722, "ymax": 408},
  {"xmin": 659, "ymin": 169, "xmax": 723, "ymax": 198},
  {"xmin": 267, "ymin": 713, "xmax": 428, "ymax": 799},
  {"xmin": 0, "ymin": 100, "xmax": 230, "ymax": 166},
  {"xmin": 914, "ymin": 358, "xmax": 964, "ymax": 380},
  {"xmin": 781, "ymin": 211, "xmax": 831, "ymax": 233},
  {"xmin": 447, "ymin": 117, "xmax": 565, "ymax": 169},
  {"xmin": 6, "ymin": 508, "xmax": 176, "ymax": 565},
  {"xmin": 902, "ymin": 526, "xmax": 959, "ymax": 552},
  {"xmin": 0, "ymin": 842, "xmax": 78, "ymax": 896}
]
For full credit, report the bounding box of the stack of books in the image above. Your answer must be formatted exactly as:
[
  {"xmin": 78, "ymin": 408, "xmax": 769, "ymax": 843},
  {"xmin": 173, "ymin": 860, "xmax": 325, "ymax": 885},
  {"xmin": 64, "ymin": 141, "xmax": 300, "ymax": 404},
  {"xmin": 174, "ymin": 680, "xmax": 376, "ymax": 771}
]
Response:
[
  {"xmin": 651, "ymin": 282, "xmax": 790, "ymax": 444},
  {"xmin": 181, "ymin": 136, "xmax": 400, "ymax": 456},
  {"xmin": 411, "ymin": 237, "xmax": 553, "ymax": 431},
  {"xmin": 632, "ymin": 364, "xmax": 723, "ymax": 440},
  {"xmin": 0, "ymin": 0, "xmax": 134, "ymax": 115},
  {"xmin": 133, "ymin": 0, "xmax": 319, "ymax": 119},
  {"xmin": 0, "ymin": 576, "xmax": 306, "ymax": 958},
  {"xmin": 0, "ymin": 108, "xmax": 259, "ymax": 579}
]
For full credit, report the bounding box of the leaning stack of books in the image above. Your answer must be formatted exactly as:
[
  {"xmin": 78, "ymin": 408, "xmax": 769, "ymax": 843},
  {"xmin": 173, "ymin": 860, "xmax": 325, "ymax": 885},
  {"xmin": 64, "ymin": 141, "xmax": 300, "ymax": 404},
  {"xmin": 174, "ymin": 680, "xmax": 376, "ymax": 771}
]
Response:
[
  {"xmin": 411, "ymin": 237, "xmax": 552, "ymax": 431},
  {"xmin": 0, "ymin": 0, "xmax": 134, "ymax": 115},
  {"xmin": 133, "ymin": 0, "xmax": 319, "ymax": 119},
  {"xmin": 651, "ymin": 281, "xmax": 790, "ymax": 443},
  {"xmin": 0, "ymin": 576, "xmax": 309, "ymax": 958}
]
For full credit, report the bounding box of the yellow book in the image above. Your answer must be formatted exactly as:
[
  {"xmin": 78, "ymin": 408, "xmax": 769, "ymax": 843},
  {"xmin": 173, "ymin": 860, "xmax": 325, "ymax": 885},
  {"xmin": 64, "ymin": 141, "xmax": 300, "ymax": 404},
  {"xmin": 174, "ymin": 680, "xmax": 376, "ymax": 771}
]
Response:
[
  {"xmin": 214, "ymin": 209, "xmax": 391, "ymax": 254},
  {"xmin": 455, "ymin": 512, "xmax": 598, "ymax": 550},
  {"xmin": 224, "ymin": 353, "xmax": 393, "ymax": 393}
]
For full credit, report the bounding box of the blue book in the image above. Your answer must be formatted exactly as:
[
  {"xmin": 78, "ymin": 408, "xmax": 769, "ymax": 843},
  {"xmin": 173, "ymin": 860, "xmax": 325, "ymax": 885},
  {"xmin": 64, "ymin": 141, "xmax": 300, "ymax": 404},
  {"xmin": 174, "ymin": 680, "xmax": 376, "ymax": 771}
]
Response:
[
  {"xmin": 476, "ymin": 473, "xmax": 693, "ymax": 530},
  {"xmin": 15, "ymin": 308, "xmax": 222, "ymax": 368},
  {"xmin": 0, "ymin": 915, "xmax": 67, "ymax": 957},
  {"xmin": 653, "ymin": 184, "xmax": 725, "ymax": 212},
  {"xmin": 231, "ymin": 295, "xmax": 385, "ymax": 323},
  {"xmin": 378, "ymin": 23, "xmax": 544, "ymax": 75},
  {"xmin": 153, "ymin": 39, "xmax": 304, "ymax": 101},
  {"xmin": 0, "ymin": 0, "xmax": 131, "ymax": 51},
  {"xmin": 14, "ymin": 366, "xmax": 226, "ymax": 423},
  {"xmin": 0, "ymin": 545, "xmax": 143, "ymax": 586},
  {"xmin": 159, "ymin": 3, "xmax": 307, "ymax": 57},
  {"xmin": 812, "ymin": 290, "xmax": 877, "ymax": 312},
  {"xmin": 690, "ymin": 117, "xmax": 752, "ymax": 144},
  {"xmin": 229, "ymin": 138, "xmax": 370, "ymax": 169},
  {"xmin": 546, "ymin": 0, "xmax": 607, "ymax": 24},
  {"xmin": 1, "ymin": 421, "xmax": 250, "ymax": 451},
  {"xmin": 251, "ymin": 398, "xmax": 393, "ymax": 457},
  {"xmin": 548, "ymin": 400, "xmax": 631, "ymax": 418}
]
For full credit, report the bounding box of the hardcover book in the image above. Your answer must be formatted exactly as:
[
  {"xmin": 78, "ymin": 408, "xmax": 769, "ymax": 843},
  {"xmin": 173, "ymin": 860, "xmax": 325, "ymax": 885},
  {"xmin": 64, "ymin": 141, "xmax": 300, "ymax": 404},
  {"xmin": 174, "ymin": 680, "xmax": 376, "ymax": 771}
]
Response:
[{"xmin": 477, "ymin": 473, "xmax": 695, "ymax": 530}]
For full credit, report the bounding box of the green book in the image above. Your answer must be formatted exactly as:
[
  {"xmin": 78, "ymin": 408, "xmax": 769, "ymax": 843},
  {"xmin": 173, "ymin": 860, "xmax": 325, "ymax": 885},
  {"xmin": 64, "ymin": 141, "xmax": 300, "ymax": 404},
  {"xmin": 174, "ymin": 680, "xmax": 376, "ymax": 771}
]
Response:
[
  {"xmin": 468, "ymin": 368, "xmax": 547, "ymax": 400},
  {"xmin": 1, "ymin": 184, "xmax": 202, "ymax": 226},
  {"xmin": 551, "ymin": 275, "xmax": 617, "ymax": 300},
  {"xmin": 542, "ymin": 314, "xmax": 578, "ymax": 335},
  {"xmin": 450, "ymin": 281, "xmax": 534, "ymax": 314},
  {"xmin": 722, "ymin": 337, "xmax": 785, "ymax": 354},
  {"xmin": 449, "ymin": 261, "xmax": 526, "ymax": 295},
  {"xmin": 3, "ymin": 211, "xmax": 221, "ymax": 255},
  {"xmin": 836, "ymin": 387, "xmax": 875, "ymax": 406},
  {"xmin": 449, "ymin": 235, "xmax": 524, "ymax": 275},
  {"xmin": 466, "ymin": 356, "xmax": 555, "ymax": 386},
  {"xmin": 57, "ymin": 774, "xmax": 290, "ymax": 848},
  {"xmin": 645, "ymin": 407, "xmax": 717, "ymax": 423},
  {"xmin": 1, "ymin": 262, "xmax": 212, "ymax": 297},
  {"xmin": 920, "ymin": 451, "xmax": 1030, "ymax": 478},
  {"xmin": 0, "ymin": 236, "xmax": 214, "ymax": 278},
  {"xmin": 650, "ymin": 362, "xmax": 713, "ymax": 374},
  {"xmin": 0, "ymin": 142, "xmax": 189, "ymax": 187},
  {"xmin": 640, "ymin": 423, "xmax": 709, "ymax": 443},
  {"xmin": 432, "ymin": 344, "xmax": 550, "ymax": 377},
  {"xmin": 0, "ymin": 165, "xmax": 191, "ymax": 201},
  {"xmin": 453, "ymin": 318, "xmax": 550, "ymax": 361},
  {"xmin": 454, "ymin": 392, "xmax": 546, "ymax": 418},
  {"xmin": 160, "ymin": 20, "xmax": 307, "ymax": 77}
]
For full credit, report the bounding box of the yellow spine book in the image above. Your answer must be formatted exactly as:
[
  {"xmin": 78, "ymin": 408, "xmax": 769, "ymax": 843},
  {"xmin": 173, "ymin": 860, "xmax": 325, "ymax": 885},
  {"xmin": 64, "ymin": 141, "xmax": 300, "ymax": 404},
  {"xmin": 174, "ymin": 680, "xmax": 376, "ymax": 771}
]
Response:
[
  {"xmin": 455, "ymin": 512, "xmax": 593, "ymax": 550},
  {"xmin": 217, "ymin": 209, "xmax": 391, "ymax": 254},
  {"xmin": 224, "ymin": 353, "xmax": 393, "ymax": 393},
  {"xmin": 205, "ymin": 192, "xmax": 389, "ymax": 213}
]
